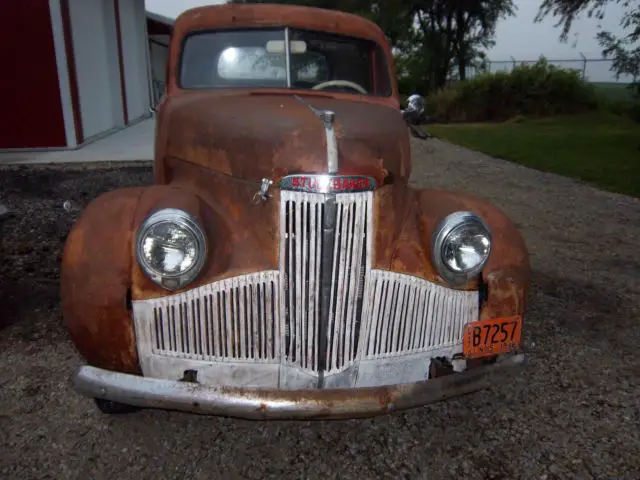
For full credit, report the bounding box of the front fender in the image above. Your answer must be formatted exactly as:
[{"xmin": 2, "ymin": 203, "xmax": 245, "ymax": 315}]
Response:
[
  {"xmin": 61, "ymin": 185, "xmax": 222, "ymax": 373},
  {"xmin": 61, "ymin": 187, "xmax": 145, "ymax": 374},
  {"xmin": 384, "ymin": 187, "xmax": 531, "ymax": 317}
]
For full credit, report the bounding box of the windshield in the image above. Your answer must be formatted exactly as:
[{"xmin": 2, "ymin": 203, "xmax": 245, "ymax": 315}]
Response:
[{"xmin": 179, "ymin": 28, "xmax": 391, "ymax": 96}]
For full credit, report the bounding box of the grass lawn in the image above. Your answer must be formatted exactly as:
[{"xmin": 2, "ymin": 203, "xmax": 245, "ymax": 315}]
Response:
[{"xmin": 427, "ymin": 113, "xmax": 640, "ymax": 197}]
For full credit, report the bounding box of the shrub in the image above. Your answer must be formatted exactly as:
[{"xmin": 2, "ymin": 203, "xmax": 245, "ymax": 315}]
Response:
[
  {"xmin": 599, "ymin": 97, "xmax": 640, "ymax": 123},
  {"xmin": 425, "ymin": 88, "xmax": 458, "ymax": 120},
  {"xmin": 427, "ymin": 57, "xmax": 599, "ymax": 122},
  {"xmin": 627, "ymin": 100, "xmax": 640, "ymax": 123}
]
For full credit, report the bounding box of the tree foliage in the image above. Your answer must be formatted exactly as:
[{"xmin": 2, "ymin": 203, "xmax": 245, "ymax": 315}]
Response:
[
  {"xmin": 230, "ymin": 0, "xmax": 515, "ymax": 94},
  {"xmin": 536, "ymin": 0, "xmax": 639, "ymax": 95}
]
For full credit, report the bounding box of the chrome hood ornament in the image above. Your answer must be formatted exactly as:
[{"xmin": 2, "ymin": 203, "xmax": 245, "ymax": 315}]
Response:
[{"xmin": 295, "ymin": 95, "xmax": 338, "ymax": 174}]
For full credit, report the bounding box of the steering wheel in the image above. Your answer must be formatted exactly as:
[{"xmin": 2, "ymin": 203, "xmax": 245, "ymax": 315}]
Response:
[{"xmin": 312, "ymin": 80, "xmax": 368, "ymax": 94}]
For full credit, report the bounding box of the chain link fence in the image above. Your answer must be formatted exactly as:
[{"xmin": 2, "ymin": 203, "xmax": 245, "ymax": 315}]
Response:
[{"xmin": 467, "ymin": 56, "xmax": 637, "ymax": 85}]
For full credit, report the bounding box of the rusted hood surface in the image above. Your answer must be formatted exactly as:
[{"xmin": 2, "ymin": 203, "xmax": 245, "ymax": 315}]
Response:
[{"xmin": 159, "ymin": 92, "xmax": 411, "ymax": 184}]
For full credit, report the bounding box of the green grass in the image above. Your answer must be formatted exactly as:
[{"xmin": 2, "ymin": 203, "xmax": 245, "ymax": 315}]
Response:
[{"xmin": 427, "ymin": 113, "xmax": 640, "ymax": 197}]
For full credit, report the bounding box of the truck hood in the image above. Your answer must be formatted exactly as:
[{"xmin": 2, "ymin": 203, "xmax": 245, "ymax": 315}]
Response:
[{"xmin": 160, "ymin": 92, "xmax": 411, "ymax": 185}]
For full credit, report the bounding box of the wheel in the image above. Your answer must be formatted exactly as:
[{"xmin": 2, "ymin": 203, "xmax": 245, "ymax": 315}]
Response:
[{"xmin": 94, "ymin": 398, "xmax": 140, "ymax": 414}]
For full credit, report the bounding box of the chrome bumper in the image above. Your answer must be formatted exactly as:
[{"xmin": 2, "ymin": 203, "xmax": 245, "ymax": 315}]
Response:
[{"xmin": 73, "ymin": 354, "xmax": 524, "ymax": 420}]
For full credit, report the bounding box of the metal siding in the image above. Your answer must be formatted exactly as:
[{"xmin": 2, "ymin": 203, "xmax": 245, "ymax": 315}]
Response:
[
  {"xmin": 68, "ymin": 0, "xmax": 123, "ymax": 140},
  {"xmin": 118, "ymin": 0, "xmax": 152, "ymax": 122},
  {"xmin": 0, "ymin": 0, "xmax": 67, "ymax": 148}
]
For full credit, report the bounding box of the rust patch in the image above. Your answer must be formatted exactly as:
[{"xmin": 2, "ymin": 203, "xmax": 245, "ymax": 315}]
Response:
[
  {"xmin": 376, "ymin": 188, "xmax": 530, "ymax": 294},
  {"xmin": 155, "ymin": 94, "xmax": 408, "ymax": 186},
  {"xmin": 61, "ymin": 187, "xmax": 145, "ymax": 374},
  {"xmin": 130, "ymin": 163, "xmax": 280, "ymax": 301}
]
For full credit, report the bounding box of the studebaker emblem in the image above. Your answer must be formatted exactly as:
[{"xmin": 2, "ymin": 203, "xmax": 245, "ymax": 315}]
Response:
[{"xmin": 280, "ymin": 174, "xmax": 376, "ymax": 193}]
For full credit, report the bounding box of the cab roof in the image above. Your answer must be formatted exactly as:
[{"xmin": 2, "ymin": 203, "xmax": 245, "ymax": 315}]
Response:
[
  {"xmin": 166, "ymin": 3, "xmax": 399, "ymax": 102},
  {"xmin": 171, "ymin": 3, "xmax": 389, "ymax": 47}
]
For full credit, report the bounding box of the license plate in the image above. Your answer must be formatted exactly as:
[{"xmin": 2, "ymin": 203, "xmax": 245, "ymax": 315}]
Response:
[{"xmin": 463, "ymin": 316, "xmax": 522, "ymax": 359}]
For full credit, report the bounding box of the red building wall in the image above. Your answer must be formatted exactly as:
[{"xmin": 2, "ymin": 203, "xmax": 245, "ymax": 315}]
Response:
[{"xmin": 0, "ymin": 1, "xmax": 67, "ymax": 148}]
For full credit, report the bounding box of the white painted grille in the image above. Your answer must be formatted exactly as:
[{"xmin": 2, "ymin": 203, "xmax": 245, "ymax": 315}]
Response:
[
  {"xmin": 280, "ymin": 191, "xmax": 372, "ymax": 373},
  {"xmin": 134, "ymin": 271, "xmax": 280, "ymax": 362},
  {"xmin": 132, "ymin": 191, "xmax": 481, "ymax": 385},
  {"xmin": 359, "ymin": 270, "xmax": 478, "ymax": 358}
]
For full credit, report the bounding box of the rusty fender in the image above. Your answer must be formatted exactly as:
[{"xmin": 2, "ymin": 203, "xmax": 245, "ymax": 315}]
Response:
[
  {"xmin": 376, "ymin": 187, "xmax": 531, "ymax": 318},
  {"xmin": 61, "ymin": 185, "xmax": 230, "ymax": 374}
]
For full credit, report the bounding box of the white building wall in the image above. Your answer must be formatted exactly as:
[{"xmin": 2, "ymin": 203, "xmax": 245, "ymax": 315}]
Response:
[
  {"xmin": 118, "ymin": 0, "xmax": 152, "ymax": 122},
  {"xmin": 68, "ymin": 0, "xmax": 123, "ymax": 140},
  {"xmin": 48, "ymin": 0, "xmax": 77, "ymax": 147}
]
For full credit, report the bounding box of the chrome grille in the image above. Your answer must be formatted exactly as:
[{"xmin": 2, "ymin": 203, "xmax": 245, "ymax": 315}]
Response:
[
  {"xmin": 359, "ymin": 270, "xmax": 478, "ymax": 358},
  {"xmin": 136, "ymin": 272, "xmax": 280, "ymax": 362},
  {"xmin": 281, "ymin": 192, "xmax": 323, "ymax": 371},
  {"xmin": 280, "ymin": 191, "xmax": 372, "ymax": 373}
]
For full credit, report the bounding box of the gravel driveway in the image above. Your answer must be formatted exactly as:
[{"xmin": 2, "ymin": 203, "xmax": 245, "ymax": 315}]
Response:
[{"xmin": 1, "ymin": 139, "xmax": 639, "ymax": 480}]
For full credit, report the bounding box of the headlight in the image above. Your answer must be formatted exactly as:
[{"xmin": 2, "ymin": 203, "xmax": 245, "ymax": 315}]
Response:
[
  {"xmin": 135, "ymin": 208, "xmax": 207, "ymax": 291},
  {"xmin": 432, "ymin": 211, "xmax": 491, "ymax": 285}
]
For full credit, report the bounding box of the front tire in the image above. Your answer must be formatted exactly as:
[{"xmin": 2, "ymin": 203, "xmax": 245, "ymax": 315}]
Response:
[{"xmin": 94, "ymin": 398, "xmax": 140, "ymax": 414}]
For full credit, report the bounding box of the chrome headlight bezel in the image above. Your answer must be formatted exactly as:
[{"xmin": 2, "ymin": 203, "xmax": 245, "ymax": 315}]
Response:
[
  {"xmin": 135, "ymin": 208, "xmax": 207, "ymax": 291},
  {"xmin": 432, "ymin": 211, "xmax": 492, "ymax": 285}
]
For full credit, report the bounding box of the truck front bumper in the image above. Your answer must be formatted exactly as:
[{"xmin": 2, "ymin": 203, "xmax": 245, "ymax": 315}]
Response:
[{"xmin": 73, "ymin": 353, "xmax": 524, "ymax": 420}]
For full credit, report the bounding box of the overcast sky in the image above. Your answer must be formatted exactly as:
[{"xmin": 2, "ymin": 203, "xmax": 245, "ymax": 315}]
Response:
[{"xmin": 145, "ymin": 0, "xmax": 629, "ymax": 62}]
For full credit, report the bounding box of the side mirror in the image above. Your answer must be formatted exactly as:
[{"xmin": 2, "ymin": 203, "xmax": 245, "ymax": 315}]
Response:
[{"xmin": 407, "ymin": 94, "xmax": 425, "ymax": 116}]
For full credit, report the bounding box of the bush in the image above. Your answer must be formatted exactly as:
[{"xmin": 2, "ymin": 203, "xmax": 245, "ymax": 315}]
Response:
[
  {"xmin": 599, "ymin": 97, "xmax": 640, "ymax": 123},
  {"xmin": 426, "ymin": 58, "xmax": 599, "ymax": 122},
  {"xmin": 627, "ymin": 100, "xmax": 640, "ymax": 123}
]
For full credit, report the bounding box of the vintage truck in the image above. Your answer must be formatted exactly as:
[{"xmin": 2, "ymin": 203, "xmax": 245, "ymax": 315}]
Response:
[{"xmin": 61, "ymin": 3, "xmax": 530, "ymax": 419}]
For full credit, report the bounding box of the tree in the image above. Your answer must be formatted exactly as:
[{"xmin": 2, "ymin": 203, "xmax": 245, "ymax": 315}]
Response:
[
  {"xmin": 230, "ymin": 0, "xmax": 515, "ymax": 93},
  {"xmin": 451, "ymin": 0, "xmax": 516, "ymax": 80},
  {"xmin": 536, "ymin": 0, "xmax": 640, "ymax": 94},
  {"xmin": 391, "ymin": 1, "xmax": 514, "ymax": 87}
]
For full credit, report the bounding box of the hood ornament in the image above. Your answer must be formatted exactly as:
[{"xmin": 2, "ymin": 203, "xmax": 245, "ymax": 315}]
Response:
[{"xmin": 295, "ymin": 96, "xmax": 338, "ymax": 174}]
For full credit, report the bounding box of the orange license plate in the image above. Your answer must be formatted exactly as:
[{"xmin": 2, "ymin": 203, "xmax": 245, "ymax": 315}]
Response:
[{"xmin": 463, "ymin": 316, "xmax": 522, "ymax": 359}]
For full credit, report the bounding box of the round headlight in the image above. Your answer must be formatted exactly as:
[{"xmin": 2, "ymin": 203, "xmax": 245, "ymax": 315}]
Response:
[
  {"xmin": 432, "ymin": 211, "xmax": 491, "ymax": 285},
  {"xmin": 135, "ymin": 208, "xmax": 207, "ymax": 291}
]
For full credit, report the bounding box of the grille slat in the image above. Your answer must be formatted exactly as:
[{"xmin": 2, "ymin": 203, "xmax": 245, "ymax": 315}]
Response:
[
  {"xmin": 300, "ymin": 201, "xmax": 307, "ymax": 368},
  {"xmin": 345, "ymin": 200, "xmax": 364, "ymax": 362},
  {"xmin": 403, "ymin": 283, "xmax": 416, "ymax": 352},
  {"xmin": 380, "ymin": 281, "xmax": 394, "ymax": 354},
  {"xmin": 308, "ymin": 202, "xmax": 318, "ymax": 370},
  {"xmin": 365, "ymin": 277, "xmax": 379, "ymax": 356},
  {"xmin": 314, "ymin": 203, "xmax": 322, "ymax": 370}
]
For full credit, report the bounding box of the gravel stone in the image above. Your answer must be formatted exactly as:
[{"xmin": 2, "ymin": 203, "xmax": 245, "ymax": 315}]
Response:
[{"xmin": 1, "ymin": 140, "xmax": 639, "ymax": 479}]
